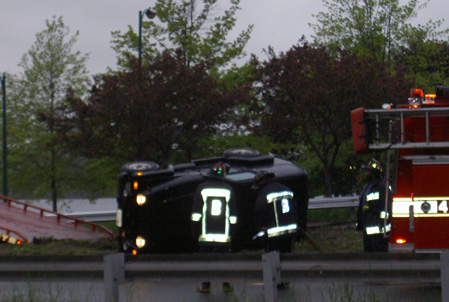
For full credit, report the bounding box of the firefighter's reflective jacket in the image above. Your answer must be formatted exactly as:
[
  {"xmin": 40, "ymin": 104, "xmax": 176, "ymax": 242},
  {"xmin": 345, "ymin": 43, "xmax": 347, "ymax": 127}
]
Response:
[
  {"xmin": 191, "ymin": 179, "xmax": 237, "ymax": 245},
  {"xmin": 255, "ymin": 181, "xmax": 298, "ymax": 238},
  {"xmin": 357, "ymin": 178, "xmax": 392, "ymax": 236}
]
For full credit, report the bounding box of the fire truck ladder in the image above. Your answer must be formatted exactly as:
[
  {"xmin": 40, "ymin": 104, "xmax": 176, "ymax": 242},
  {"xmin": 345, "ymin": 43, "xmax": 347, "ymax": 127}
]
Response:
[{"xmin": 364, "ymin": 107, "xmax": 449, "ymax": 150}]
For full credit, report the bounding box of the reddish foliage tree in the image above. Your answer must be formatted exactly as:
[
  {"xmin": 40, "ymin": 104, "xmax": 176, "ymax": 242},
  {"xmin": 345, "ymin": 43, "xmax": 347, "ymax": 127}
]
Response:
[
  {"xmin": 57, "ymin": 50, "xmax": 250, "ymax": 165},
  {"xmin": 251, "ymin": 43, "xmax": 412, "ymax": 196}
]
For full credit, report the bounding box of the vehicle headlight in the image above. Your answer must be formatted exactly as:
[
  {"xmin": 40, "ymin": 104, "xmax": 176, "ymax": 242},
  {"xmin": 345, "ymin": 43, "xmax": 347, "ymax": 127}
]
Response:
[
  {"xmin": 136, "ymin": 194, "xmax": 147, "ymax": 206},
  {"xmin": 136, "ymin": 236, "xmax": 146, "ymax": 248}
]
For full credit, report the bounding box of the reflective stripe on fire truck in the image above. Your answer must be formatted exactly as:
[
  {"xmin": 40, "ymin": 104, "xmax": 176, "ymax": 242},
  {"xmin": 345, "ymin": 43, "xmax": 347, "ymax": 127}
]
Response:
[{"xmin": 392, "ymin": 197, "xmax": 449, "ymax": 217}]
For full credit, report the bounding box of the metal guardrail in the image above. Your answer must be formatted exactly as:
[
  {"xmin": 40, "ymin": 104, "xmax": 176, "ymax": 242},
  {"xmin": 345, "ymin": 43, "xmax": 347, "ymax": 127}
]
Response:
[
  {"xmin": 0, "ymin": 253, "xmax": 447, "ymax": 302},
  {"xmin": 66, "ymin": 196, "xmax": 360, "ymax": 222},
  {"xmin": 308, "ymin": 196, "xmax": 359, "ymax": 209}
]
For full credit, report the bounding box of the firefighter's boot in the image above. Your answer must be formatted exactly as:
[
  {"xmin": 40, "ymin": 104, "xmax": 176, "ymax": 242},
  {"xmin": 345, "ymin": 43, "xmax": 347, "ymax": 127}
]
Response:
[
  {"xmin": 196, "ymin": 282, "xmax": 211, "ymax": 293},
  {"xmin": 222, "ymin": 282, "xmax": 233, "ymax": 293}
]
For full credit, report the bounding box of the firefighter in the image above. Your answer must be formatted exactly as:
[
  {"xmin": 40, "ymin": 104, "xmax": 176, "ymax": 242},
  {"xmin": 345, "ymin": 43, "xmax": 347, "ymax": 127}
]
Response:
[
  {"xmin": 357, "ymin": 159, "xmax": 392, "ymax": 252},
  {"xmin": 191, "ymin": 162, "xmax": 236, "ymax": 293},
  {"xmin": 252, "ymin": 170, "xmax": 298, "ymax": 253}
]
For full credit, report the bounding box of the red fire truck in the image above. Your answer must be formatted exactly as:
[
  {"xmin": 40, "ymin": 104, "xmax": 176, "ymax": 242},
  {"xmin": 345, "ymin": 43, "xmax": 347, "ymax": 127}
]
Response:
[{"xmin": 351, "ymin": 86, "xmax": 449, "ymax": 252}]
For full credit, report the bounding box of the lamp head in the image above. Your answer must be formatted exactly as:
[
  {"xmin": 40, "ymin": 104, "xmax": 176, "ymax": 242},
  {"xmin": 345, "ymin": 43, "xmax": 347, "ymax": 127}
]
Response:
[{"xmin": 144, "ymin": 8, "xmax": 157, "ymax": 19}]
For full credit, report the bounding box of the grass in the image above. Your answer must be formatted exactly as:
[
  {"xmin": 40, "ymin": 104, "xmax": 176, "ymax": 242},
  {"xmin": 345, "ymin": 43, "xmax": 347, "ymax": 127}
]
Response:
[
  {"xmin": 295, "ymin": 224, "xmax": 363, "ymax": 253},
  {"xmin": 294, "ymin": 207, "xmax": 363, "ymax": 253},
  {"xmin": 0, "ymin": 220, "xmax": 118, "ymax": 256},
  {"xmin": 0, "ymin": 283, "xmax": 99, "ymax": 302},
  {"xmin": 0, "ymin": 237, "xmax": 117, "ymax": 256}
]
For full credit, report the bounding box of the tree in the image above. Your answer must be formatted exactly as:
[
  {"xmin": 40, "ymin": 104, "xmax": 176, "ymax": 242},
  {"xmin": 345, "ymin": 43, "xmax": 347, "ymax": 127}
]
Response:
[
  {"xmin": 250, "ymin": 43, "xmax": 412, "ymax": 196},
  {"xmin": 310, "ymin": 0, "xmax": 448, "ymax": 65},
  {"xmin": 10, "ymin": 16, "xmax": 89, "ymax": 211},
  {"xmin": 395, "ymin": 38, "xmax": 449, "ymax": 91},
  {"xmin": 111, "ymin": 0, "xmax": 253, "ymax": 70},
  {"xmin": 56, "ymin": 51, "xmax": 250, "ymax": 166}
]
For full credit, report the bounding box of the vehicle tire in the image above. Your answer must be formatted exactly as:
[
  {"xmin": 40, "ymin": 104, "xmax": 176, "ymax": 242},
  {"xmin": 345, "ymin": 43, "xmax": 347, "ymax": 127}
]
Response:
[
  {"xmin": 223, "ymin": 148, "xmax": 260, "ymax": 158},
  {"xmin": 120, "ymin": 161, "xmax": 160, "ymax": 173}
]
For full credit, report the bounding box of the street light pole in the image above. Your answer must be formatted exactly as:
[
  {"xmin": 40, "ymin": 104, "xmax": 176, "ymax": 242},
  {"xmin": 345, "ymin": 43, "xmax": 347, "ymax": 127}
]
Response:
[
  {"xmin": 1, "ymin": 73, "xmax": 7, "ymax": 197},
  {"xmin": 138, "ymin": 7, "xmax": 157, "ymax": 67}
]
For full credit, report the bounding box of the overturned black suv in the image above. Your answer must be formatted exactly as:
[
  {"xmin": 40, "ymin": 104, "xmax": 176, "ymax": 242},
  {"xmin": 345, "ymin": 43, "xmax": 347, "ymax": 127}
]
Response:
[{"xmin": 116, "ymin": 148, "xmax": 308, "ymax": 254}]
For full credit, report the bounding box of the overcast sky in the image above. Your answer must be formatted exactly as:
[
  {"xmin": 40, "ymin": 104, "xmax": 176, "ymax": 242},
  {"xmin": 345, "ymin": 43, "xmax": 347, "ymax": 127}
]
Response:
[{"xmin": 0, "ymin": 0, "xmax": 448, "ymax": 76}]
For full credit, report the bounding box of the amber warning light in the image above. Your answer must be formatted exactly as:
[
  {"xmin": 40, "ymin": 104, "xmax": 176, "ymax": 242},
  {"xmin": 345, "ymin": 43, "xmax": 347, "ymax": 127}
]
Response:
[
  {"xmin": 425, "ymin": 93, "xmax": 436, "ymax": 104},
  {"xmin": 410, "ymin": 88, "xmax": 424, "ymax": 98}
]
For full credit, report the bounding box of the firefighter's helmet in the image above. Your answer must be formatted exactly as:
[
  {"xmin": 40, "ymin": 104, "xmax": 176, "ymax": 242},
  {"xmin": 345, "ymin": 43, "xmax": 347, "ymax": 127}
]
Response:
[
  {"xmin": 209, "ymin": 162, "xmax": 230, "ymax": 177},
  {"xmin": 251, "ymin": 170, "xmax": 275, "ymax": 189},
  {"xmin": 362, "ymin": 158, "xmax": 383, "ymax": 177}
]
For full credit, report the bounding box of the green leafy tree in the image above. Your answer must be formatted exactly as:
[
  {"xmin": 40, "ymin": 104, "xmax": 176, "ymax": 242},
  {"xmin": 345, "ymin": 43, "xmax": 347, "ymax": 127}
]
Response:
[
  {"xmin": 197, "ymin": 134, "xmax": 303, "ymax": 160},
  {"xmin": 111, "ymin": 0, "xmax": 253, "ymax": 70},
  {"xmin": 250, "ymin": 43, "xmax": 412, "ymax": 196},
  {"xmin": 310, "ymin": 0, "xmax": 448, "ymax": 65},
  {"xmin": 9, "ymin": 16, "xmax": 89, "ymax": 211},
  {"xmin": 395, "ymin": 37, "xmax": 449, "ymax": 91}
]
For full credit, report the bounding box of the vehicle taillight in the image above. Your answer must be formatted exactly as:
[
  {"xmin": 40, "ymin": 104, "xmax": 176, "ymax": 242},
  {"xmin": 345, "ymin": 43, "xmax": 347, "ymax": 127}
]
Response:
[{"xmin": 396, "ymin": 238, "xmax": 406, "ymax": 244}]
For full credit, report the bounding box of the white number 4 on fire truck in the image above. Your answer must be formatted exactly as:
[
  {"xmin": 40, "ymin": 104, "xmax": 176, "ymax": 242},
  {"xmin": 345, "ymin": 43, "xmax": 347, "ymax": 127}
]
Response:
[{"xmin": 438, "ymin": 200, "xmax": 449, "ymax": 213}]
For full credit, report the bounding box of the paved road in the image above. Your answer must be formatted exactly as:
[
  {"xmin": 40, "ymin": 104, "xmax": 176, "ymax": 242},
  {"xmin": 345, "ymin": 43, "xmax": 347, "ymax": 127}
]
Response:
[
  {"xmin": 0, "ymin": 199, "xmax": 114, "ymax": 242},
  {"xmin": 0, "ymin": 277, "xmax": 440, "ymax": 302}
]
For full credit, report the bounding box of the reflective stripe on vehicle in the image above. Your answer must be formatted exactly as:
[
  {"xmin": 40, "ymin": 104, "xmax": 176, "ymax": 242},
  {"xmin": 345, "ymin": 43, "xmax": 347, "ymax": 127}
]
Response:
[
  {"xmin": 266, "ymin": 191, "xmax": 294, "ymax": 203},
  {"xmin": 191, "ymin": 213, "xmax": 202, "ymax": 222},
  {"xmin": 116, "ymin": 209, "xmax": 122, "ymax": 227},
  {"xmin": 199, "ymin": 234, "xmax": 231, "ymax": 243},
  {"xmin": 392, "ymin": 197, "xmax": 449, "ymax": 217},
  {"xmin": 200, "ymin": 188, "xmax": 233, "ymax": 243}
]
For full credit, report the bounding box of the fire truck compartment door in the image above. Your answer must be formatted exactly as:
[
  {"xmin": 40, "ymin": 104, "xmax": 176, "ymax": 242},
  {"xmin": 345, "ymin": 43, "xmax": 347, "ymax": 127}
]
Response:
[
  {"xmin": 350, "ymin": 107, "xmax": 369, "ymax": 154},
  {"xmin": 413, "ymin": 164, "xmax": 449, "ymax": 249}
]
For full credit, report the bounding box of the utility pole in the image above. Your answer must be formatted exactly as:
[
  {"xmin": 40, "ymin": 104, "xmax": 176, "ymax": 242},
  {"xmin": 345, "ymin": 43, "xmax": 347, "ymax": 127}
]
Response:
[
  {"xmin": 138, "ymin": 7, "xmax": 157, "ymax": 68},
  {"xmin": 1, "ymin": 73, "xmax": 7, "ymax": 197}
]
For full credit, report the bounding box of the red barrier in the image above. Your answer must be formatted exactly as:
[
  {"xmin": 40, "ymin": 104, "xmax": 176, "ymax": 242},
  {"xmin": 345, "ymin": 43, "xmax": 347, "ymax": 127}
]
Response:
[{"xmin": 0, "ymin": 195, "xmax": 115, "ymax": 240}]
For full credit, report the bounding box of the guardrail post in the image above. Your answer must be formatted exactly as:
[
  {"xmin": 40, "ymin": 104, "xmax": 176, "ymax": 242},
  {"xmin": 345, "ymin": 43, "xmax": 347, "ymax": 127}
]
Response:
[
  {"xmin": 442, "ymin": 252, "xmax": 449, "ymax": 302},
  {"xmin": 104, "ymin": 253, "xmax": 125, "ymax": 302},
  {"xmin": 262, "ymin": 251, "xmax": 281, "ymax": 302}
]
